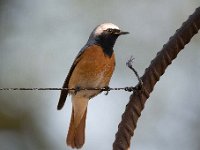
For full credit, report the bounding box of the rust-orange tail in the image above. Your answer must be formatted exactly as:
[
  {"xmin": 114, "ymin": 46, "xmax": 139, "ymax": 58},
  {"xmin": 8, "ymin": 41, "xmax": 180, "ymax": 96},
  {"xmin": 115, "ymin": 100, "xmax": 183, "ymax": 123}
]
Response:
[{"xmin": 67, "ymin": 108, "xmax": 87, "ymax": 149}]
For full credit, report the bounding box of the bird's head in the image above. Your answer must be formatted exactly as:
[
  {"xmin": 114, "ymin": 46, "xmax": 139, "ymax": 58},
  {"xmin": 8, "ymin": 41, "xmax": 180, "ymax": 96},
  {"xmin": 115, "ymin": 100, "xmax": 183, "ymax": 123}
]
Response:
[{"xmin": 87, "ymin": 23, "xmax": 129, "ymax": 50}]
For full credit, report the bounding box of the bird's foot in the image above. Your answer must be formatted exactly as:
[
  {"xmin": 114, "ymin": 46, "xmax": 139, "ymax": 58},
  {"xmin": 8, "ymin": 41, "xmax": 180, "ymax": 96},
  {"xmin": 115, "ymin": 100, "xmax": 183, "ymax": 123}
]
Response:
[
  {"xmin": 103, "ymin": 86, "xmax": 110, "ymax": 95},
  {"xmin": 74, "ymin": 86, "xmax": 81, "ymax": 95}
]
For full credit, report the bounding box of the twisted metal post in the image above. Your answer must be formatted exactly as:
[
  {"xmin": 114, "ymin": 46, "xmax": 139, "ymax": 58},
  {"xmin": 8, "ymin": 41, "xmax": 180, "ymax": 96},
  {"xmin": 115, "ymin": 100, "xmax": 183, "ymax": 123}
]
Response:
[{"xmin": 113, "ymin": 7, "xmax": 200, "ymax": 150}]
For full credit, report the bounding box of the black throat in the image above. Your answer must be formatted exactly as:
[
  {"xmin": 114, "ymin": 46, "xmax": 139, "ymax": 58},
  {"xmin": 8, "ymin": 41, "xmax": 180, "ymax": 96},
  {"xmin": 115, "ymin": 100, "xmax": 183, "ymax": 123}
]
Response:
[{"xmin": 95, "ymin": 35, "xmax": 118, "ymax": 57}]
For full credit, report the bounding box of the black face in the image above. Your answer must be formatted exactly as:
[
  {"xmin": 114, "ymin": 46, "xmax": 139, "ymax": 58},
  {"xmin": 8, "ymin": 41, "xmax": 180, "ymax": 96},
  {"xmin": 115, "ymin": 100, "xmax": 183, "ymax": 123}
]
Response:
[
  {"xmin": 91, "ymin": 28, "xmax": 120, "ymax": 57},
  {"xmin": 99, "ymin": 28, "xmax": 129, "ymax": 43},
  {"xmin": 97, "ymin": 28, "xmax": 119, "ymax": 45},
  {"xmin": 104, "ymin": 28, "xmax": 121, "ymax": 35},
  {"xmin": 91, "ymin": 28, "xmax": 129, "ymax": 57},
  {"xmin": 103, "ymin": 28, "xmax": 129, "ymax": 36}
]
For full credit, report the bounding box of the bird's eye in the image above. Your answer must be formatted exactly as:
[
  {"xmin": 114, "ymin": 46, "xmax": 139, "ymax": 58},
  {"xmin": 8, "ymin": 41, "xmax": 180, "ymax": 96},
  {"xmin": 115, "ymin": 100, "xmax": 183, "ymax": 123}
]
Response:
[{"xmin": 107, "ymin": 29, "xmax": 113, "ymax": 33}]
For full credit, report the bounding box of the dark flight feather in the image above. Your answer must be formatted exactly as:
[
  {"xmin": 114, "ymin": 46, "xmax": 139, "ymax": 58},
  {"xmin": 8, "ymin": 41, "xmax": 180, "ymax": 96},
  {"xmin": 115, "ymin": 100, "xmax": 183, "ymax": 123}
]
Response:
[{"xmin": 57, "ymin": 47, "xmax": 87, "ymax": 110}]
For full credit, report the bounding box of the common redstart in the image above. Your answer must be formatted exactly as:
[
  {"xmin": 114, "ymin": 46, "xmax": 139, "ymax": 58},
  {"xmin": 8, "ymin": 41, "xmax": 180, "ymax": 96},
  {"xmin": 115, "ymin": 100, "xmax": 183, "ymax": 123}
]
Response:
[{"xmin": 57, "ymin": 23, "xmax": 129, "ymax": 149}]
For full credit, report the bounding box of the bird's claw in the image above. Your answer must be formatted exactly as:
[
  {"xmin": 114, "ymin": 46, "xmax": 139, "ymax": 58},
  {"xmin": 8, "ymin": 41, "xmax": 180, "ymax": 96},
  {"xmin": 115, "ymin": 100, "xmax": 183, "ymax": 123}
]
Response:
[
  {"xmin": 103, "ymin": 86, "xmax": 110, "ymax": 95},
  {"xmin": 74, "ymin": 86, "xmax": 81, "ymax": 95}
]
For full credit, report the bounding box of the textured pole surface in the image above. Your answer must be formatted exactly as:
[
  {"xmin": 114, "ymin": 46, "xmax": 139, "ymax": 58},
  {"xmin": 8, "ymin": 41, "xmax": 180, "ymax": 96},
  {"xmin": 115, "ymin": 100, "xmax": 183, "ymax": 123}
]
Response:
[{"xmin": 113, "ymin": 7, "xmax": 200, "ymax": 150}]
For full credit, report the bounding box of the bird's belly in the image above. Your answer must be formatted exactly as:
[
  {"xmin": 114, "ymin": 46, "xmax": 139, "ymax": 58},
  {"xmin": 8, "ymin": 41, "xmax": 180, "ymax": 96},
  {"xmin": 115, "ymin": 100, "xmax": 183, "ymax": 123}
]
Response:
[
  {"xmin": 68, "ymin": 47, "xmax": 115, "ymax": 98},
  {"xmin": 69, "ymin": 62, "xmax": 114, "ymax": 97},
  {"xmin": 73, "ymin": 64, "xmax": 112, "ymax": 87}
]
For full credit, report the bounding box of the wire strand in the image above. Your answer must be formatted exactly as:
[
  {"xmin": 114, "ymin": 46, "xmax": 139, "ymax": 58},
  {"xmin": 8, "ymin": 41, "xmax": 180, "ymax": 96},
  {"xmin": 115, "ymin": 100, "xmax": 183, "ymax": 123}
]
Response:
[
  {"xmin": 0, "ymin": 57, "xmax": 141, "ymax": 93},
  {"xmin": 0, "ymin": 87, "xmax": 137, "ymax": 92}
]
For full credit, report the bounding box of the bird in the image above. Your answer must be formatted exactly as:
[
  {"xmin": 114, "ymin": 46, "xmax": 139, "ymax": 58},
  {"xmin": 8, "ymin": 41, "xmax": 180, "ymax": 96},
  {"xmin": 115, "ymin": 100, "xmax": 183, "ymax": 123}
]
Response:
[{"xmin": 57, "ymin": 23, "xmax": 129, "ymax": 149}]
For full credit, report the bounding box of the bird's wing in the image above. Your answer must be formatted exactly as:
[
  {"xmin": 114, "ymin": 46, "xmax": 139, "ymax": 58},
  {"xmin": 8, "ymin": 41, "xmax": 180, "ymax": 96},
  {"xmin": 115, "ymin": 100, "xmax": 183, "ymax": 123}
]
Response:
[{"xmin": 57, "ymin": 46, "xmax": 87, "ymax": 110}]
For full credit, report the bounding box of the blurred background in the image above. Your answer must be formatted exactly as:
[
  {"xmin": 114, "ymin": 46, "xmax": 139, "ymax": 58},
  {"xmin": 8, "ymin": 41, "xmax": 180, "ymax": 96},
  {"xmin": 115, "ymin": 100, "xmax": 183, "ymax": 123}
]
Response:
[{"xmin": 0, "ymin": 0, "xmax": 200, "ymax": 150}]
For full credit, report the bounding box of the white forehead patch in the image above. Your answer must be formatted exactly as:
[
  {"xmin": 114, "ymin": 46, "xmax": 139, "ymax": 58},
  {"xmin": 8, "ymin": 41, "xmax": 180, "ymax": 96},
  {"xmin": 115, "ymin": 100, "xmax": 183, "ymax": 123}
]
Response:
[{"xmin": 94, "ymin": 23, "xmax": 120, "ymax": 36}]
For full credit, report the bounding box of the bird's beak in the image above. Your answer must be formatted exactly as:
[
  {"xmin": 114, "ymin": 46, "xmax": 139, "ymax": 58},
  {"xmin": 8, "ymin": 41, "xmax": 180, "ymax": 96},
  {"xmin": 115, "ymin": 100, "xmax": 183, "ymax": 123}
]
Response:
[{"xmin": 118, "ymin": 30, "xmax": 129, "ymax": 35}]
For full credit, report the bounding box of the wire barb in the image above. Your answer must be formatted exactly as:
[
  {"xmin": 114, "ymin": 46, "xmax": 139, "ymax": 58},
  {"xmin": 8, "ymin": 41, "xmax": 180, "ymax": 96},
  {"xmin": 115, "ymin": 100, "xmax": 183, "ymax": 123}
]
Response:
[{"xmin": 126, "ymin": 56, "xmax": 143, "ymax": 88}]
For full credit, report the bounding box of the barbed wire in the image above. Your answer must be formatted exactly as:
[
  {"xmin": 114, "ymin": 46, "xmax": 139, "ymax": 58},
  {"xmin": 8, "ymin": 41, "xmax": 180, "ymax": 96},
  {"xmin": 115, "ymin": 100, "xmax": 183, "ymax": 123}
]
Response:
[
  {"xmin": 0, "ymin": 57, "xmax": 142, "ymax": 92},
  {"xmin": 0, "ymin": 87, "xmax": 138, "ymax": 92}
]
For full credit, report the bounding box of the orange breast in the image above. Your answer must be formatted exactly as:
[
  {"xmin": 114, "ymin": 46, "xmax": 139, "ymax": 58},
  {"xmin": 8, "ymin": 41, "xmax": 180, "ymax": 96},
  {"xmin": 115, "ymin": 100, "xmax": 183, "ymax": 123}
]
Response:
[{"xmin": 68, "ymin": 45, "xmax": 115, "ymax": 97}]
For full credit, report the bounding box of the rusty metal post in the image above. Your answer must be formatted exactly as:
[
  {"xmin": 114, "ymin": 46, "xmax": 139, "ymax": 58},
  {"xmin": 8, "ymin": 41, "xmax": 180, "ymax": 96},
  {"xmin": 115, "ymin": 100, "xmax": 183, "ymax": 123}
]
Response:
[{"xmin": 113, "ymin": 7, "xmax": 200, "ymax": 150}]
